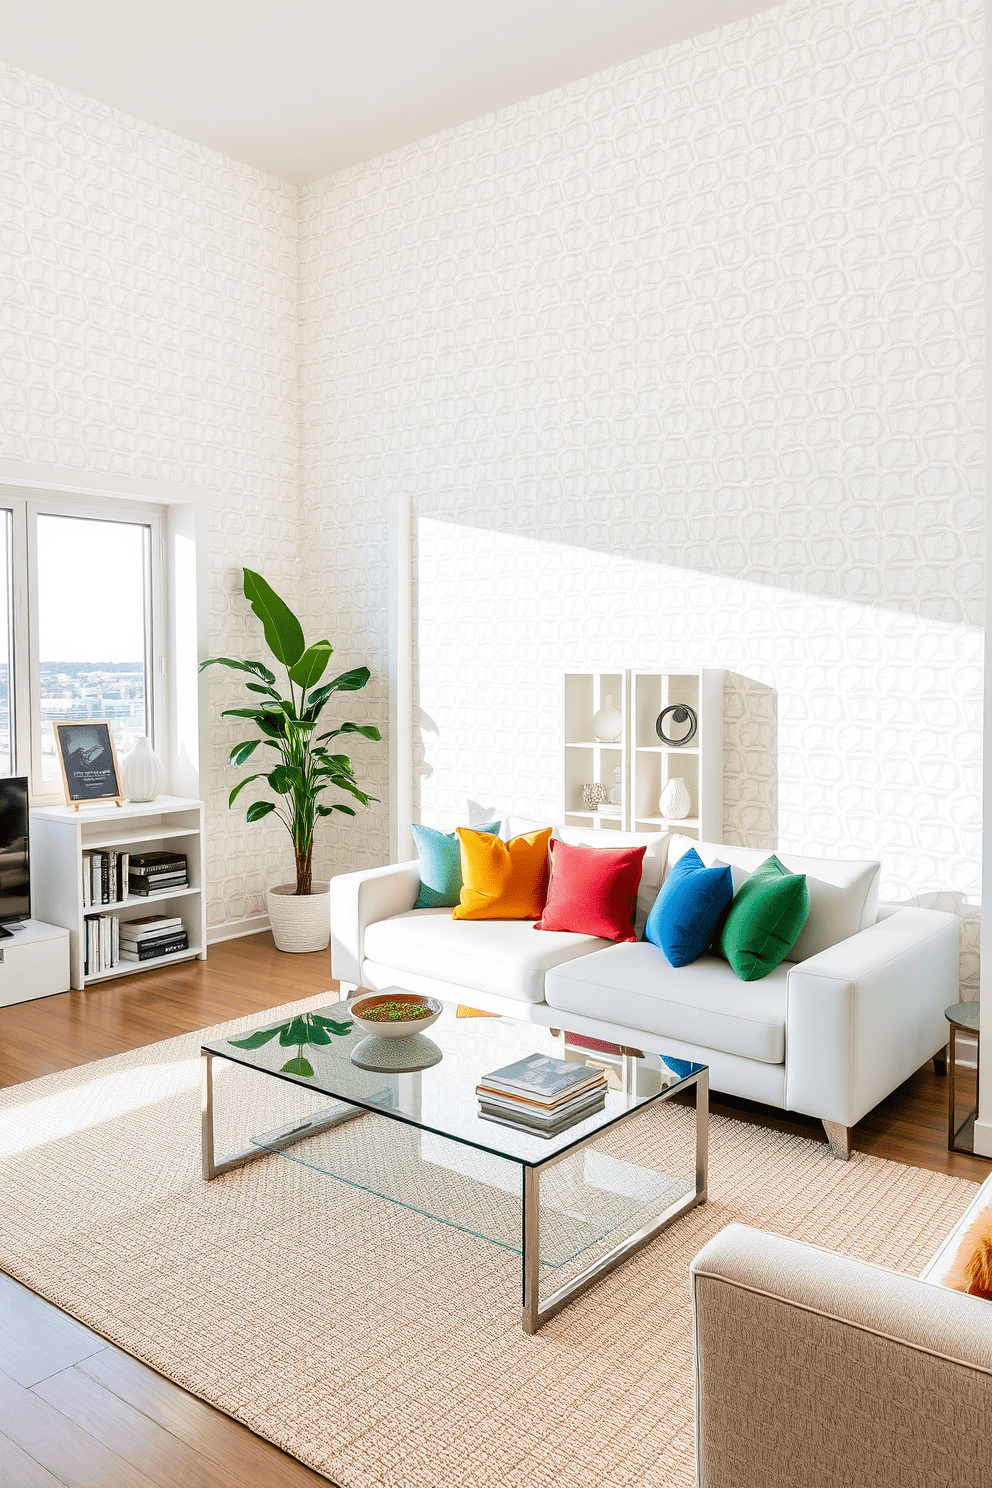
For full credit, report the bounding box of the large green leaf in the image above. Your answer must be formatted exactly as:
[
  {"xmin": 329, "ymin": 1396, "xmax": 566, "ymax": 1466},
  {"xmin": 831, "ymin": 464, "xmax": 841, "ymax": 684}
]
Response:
[
  {"xmin": 267, "ymin": 764, "xmax": 303, "ymax": 794},
  {"xmin": 289, "ymin": 640, "xmax": 333, "ymax": 691},
  {"xmin": 229, "ymin": 739, "xmax": 261, "ymax": 766},
  {"xmin": 229, "ymin": 773, "xmax": 266, "ymax": 807},
  {"xmin": 228, "ymin": 1027, "xmax": 281, "ymax": 1049},
  {"xmin": 199, "ymin": 656, "xmax": 276, "ymax": 684},
  {"xmin": 279, "ymin": 1017, "xmax": 308, "ymax": 1046},
  {"xmin": 245, "ymin": 800, "xmax": 276, "ymax": 822},
  {"xmin": 280, "ymin": 1056, "xmax": 314, "ymax": 1078},
  {"xmin": 311, "ymin": 1013, "xmax": 353, "ymax": 1034},
  {"xmin": 317, "ymin": 803, "xmax": 356, "ymax": 816},
  {"xmin": 303, "ymin": 668, "xmax": 371, "ymax": 720},
  {"xmin": 222, "ymin": 707, "xmax": 287, "ymax": 738},
  {"xmin": 319, "ymin": 723, "xmax": 382, "ymax": 742},
  {"xmin": 243, "ymin": 569, "xmax": 305, "ymax": 668}
]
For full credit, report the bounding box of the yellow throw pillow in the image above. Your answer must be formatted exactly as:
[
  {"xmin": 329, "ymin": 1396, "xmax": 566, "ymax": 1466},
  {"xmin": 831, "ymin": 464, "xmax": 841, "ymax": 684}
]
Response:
[{"xmin": 452, "ymin": 827, "xmax": 552, "ymax": 920}]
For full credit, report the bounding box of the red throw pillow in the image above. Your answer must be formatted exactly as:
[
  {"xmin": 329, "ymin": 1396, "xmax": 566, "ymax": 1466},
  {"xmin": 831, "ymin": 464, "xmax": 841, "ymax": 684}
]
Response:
[{"xmin": 534, "ymin": 839, "xmax": 646, "ymax": 942}]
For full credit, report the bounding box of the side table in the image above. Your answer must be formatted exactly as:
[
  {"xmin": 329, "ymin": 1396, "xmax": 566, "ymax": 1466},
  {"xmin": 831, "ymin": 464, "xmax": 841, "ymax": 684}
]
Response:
[{"xmin": 945, "ymin": 1001, "xmax": 980, "ymax": 1155}]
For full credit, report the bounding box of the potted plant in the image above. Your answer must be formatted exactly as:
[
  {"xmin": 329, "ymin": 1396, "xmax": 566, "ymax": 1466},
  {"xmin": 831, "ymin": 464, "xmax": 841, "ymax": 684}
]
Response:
[{"xmin": 201, "ymin": 568, "xmax": 381, "ymax": 952}]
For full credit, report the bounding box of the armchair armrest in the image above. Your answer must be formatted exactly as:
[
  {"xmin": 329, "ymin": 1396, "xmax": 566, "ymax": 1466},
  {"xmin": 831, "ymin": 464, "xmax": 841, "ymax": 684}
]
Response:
[
  {"xmin": 785, "ymin": 907, "xmax": 959, "ymax": 1127},
  {"xmin": 330, "ymin": 860, "xmax": 420, "ymax": 986},
  {"xmin": 692, "ymin": 1224, "xmax": 992, "ymax": 1488}
]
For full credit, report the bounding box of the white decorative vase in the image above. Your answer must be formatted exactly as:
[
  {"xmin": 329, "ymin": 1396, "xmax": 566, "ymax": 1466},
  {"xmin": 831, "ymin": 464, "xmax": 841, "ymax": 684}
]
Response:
[
  {"xmin": 591, "ymin": 693, "xmax": 622, "ymax": 742},
  {"xmin": 659, "ymin": 776, "xmax": 691, "ymax": 820},
  {"xmin": 267, "ymin": 882, "xmax": 330, "ymax": 953},
  {"xmin": 121, "ymin": 735, "xmax": 165, "ymax": 803}
]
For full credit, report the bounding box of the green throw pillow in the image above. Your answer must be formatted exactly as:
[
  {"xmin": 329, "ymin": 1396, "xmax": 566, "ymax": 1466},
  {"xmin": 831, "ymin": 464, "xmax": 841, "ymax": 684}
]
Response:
[{"xmin": 718, "ymin": 855, "xmax": 810, "ymax": 982}]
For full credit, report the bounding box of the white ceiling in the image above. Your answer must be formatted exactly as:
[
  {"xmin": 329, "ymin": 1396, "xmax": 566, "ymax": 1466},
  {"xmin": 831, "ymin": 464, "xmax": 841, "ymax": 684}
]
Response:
[{"xmin": 0, "ymin": 0, "xmax": 781, "ymax": 186}]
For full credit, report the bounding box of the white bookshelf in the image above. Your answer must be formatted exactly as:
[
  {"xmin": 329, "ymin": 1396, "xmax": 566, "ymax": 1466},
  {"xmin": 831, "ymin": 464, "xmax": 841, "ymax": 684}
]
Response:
[
  {"xmin": 32, "ymin": 795, "xmax": 206, "ymax": 990},
  {"xmin": 629, "ymin": 670, "xmax": 723, "ymax": 840},
  {"xmin": 562, "ymin": 671, "xmax": 627, "ymax": 832}
]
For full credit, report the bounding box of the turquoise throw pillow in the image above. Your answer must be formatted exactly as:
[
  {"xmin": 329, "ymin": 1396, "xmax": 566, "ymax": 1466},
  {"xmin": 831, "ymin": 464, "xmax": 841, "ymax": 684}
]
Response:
[
  {"xmin": 644, "ymin": 848, "xmax": 733, "ymax": 967},
  {"xmin": 411, "ymin": 822, "xmax": 501, "ymax": 908}
]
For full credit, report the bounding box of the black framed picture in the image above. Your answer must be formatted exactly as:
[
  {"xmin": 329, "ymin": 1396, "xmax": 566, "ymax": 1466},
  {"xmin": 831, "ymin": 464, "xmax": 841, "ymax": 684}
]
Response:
[{"xmin": 53, "ymin": 721, "xmax": 124, "ymax": 809}]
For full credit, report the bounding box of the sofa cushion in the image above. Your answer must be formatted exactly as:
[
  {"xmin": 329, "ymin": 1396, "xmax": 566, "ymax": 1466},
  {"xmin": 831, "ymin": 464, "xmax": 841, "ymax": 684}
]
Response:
[
  {"xmin": 544, "ymin": 942, "xmax": 789, "ymax": 1063},
  {"xmin": 501, "ymin": 817, "xmax": 667, "ymax": 933},
  {"xmin": 718, "ymin": 855, "xmax": 810, "ymax": 981},
  {"xmin": 411, "ymin": 821, "xmax": 500, "ymax": 908},
  {"xmin": 536, "ymin": 839, "xmax": 646, "ymax": 942},
  {"xmin": 667, "ymin": 836, "xmax": 880, "ymax": 962},
  {"xmin": 645, "ymin": 847, "xmax": 734, "ymax": 966},
  {"xmin": 452, "ymin": 826, "xmax": 552, "ymax": 920},
  {"xmin": 363, "ymin": 908, "xmax": 608, "ymax": 1004}
]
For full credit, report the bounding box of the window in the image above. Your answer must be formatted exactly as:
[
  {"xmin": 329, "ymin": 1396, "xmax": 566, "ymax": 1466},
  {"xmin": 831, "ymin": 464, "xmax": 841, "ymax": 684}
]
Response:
[{"xmin": 0, "ymin": 493, "xmax": 165, "ymax": 802}]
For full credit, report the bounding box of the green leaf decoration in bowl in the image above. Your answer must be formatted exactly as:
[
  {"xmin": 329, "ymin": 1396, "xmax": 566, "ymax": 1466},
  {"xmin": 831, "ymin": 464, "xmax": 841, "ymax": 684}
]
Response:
[{"xmin": 349, "ymin": 993, "xmax": 443, "ymax": 1040}]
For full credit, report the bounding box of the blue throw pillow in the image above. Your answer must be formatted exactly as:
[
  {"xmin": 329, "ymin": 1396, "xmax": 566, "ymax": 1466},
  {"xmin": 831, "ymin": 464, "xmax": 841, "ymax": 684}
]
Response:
[
  {"xmin": 411, "ymin": 821, "xmax": 501, "ymax": 908},
  {"xmin": 644, "ymin": 848, "xmax": 733, "ymax": 967}
]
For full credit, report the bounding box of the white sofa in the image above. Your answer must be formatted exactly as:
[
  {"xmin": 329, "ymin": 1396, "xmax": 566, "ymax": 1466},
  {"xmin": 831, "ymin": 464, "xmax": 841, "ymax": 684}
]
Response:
[
  {"xmin": 691, "ymin": 1172, "xmax": 992, "ymax": 1486},
  {"xmin": 330, "ymin": 825, "xmax": 960, "ymax": 1158}
]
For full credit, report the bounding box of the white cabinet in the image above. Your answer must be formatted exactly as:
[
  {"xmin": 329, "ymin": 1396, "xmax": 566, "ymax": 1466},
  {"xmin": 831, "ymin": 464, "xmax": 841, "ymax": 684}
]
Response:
[
  {"xmin": 562, "ymin": 670, "xmax": 724, "ymax": 839},
  {"xmin": 31, "ymin": 796, "xmax": 206, "ymax": 990},
  {"xmin": 0, "ymin": 919, "xmax": 70, "ymax": 1007}
]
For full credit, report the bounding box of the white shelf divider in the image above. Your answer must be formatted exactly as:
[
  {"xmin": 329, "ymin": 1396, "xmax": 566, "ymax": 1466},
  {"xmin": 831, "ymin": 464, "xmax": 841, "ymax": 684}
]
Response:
[{"xmin": 32, "ymin": 794, "xmax": 206, "ymax": 989}]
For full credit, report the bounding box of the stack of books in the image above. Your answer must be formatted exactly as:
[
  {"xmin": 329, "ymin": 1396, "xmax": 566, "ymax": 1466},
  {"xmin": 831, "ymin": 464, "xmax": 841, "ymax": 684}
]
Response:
[
  {"xmin": 82, "ymin": 850, "xmax": 129, "ymax": 907},
  {"xmin": 83, "ymin": 913, "xmax": 120, "ymax": 975},
  {"xmin": 127, "ymin": 852, "xmax": 188, "ymax": 897},
  {"xmin": 476, "ymin": 1053, "xmax": 608, "ymax": 1137},
  {"xmin": 120, "ymin": 915, "xmax": 189, "ymax": 963}
]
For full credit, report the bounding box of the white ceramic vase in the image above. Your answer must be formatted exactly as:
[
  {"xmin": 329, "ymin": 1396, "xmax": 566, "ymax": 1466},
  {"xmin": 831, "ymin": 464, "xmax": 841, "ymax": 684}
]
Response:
[
  {"xmin": 121, "ymin": 735, "xmax": 165, "ymax": 803},
  {"xmin": 267, "ymin": 882, "xmax": 330, "ymax": 953},
  {"xmin": 659, "ymin": 776, "xmax": 691, "ymax": 820},
  {"xmin": 591, "ymin": 693, "xmax": 622, "ymax": 742}
]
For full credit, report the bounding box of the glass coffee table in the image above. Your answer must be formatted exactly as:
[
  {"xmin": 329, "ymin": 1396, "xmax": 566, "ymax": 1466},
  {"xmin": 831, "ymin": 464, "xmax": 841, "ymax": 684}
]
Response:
[{"xmin": 201, "ymin": 998, "xmax": 708, "ymax": 1333}]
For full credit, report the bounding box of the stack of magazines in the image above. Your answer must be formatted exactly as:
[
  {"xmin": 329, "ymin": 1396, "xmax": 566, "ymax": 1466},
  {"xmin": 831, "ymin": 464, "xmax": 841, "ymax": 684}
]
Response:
[
  {"xmin": 128, "ymin": 852, "xmax": 188, "ymax": 897},
  {"xmin": 476, "ymin": 1053, "xmax": 608, "ymax": 1137},
  {"xmin": 120, "ymin": 915, "xmax": 189, "ymax": 962}
]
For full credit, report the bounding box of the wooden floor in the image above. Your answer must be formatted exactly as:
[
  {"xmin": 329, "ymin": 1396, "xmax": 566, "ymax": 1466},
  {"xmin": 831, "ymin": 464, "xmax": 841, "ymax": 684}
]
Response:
[{"xmin": 1, "ymin": 932, "xmax": 989, "ymax": 1485}]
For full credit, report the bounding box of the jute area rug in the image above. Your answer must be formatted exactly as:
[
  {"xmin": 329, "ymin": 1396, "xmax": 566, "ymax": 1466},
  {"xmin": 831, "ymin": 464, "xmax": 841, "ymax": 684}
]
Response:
[{"xmin": 0, "ymin": 994, "xmax": 978, "ymax": 1488}]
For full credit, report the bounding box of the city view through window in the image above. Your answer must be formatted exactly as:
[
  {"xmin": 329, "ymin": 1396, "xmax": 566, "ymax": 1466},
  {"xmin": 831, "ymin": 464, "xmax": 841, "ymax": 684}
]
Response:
[{"xmin": 38, "ymin": 516, "xmax": 151, "ymax": 783}]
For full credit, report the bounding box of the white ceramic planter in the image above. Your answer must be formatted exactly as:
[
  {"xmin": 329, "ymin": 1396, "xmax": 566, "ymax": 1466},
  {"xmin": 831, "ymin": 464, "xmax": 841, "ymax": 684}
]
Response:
[{"xmin": 266, "ymin": 882, "xmax": 330, "ymax": 953}]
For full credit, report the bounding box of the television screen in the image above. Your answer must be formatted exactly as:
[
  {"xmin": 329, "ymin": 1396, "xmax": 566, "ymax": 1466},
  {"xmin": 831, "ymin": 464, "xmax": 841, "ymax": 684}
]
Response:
[{"xmin": 0, "ymin": 776, "xmax": 30, "ymax": 926}]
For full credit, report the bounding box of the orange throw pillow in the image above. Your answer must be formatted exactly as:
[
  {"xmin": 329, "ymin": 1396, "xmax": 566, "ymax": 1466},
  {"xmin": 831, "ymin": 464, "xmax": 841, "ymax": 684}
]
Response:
[{"xmin": 452, "ymin": 827, "xmax": 552, "ymax": 920}]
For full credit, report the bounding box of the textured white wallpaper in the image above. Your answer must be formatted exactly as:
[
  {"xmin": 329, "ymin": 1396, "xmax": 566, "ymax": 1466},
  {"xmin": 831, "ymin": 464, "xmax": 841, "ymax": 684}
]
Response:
[
  {"xmin": 0, "ymin": 62, "xmax": 306, "ymax": 924},
  {"xmin": 0, "ymin": 0, "xmax": 984, "ymax": 986},
  {"xmin": 299, "ymin": 0, "xmax": 983, "ymax": 992}
]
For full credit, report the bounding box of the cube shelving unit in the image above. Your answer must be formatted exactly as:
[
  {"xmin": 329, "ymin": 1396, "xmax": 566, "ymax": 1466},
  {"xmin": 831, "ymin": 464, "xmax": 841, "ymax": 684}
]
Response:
[
  {"xmin": 629, "ymin": 670, "xmax": 724, "ymax": 840},
  {"xmin": 562, "ymin": 671, "xmax": 627, "ymax": 832},
  {"xmin": 31, "ymin": 795, "xmax": 206, "ymax": 990}
]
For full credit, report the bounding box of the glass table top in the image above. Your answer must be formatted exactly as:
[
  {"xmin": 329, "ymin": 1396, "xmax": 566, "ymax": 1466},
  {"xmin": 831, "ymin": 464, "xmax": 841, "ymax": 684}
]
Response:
[{"xmin": 202, "ymin": 999, "xmax": 706, "ymax": 1169}]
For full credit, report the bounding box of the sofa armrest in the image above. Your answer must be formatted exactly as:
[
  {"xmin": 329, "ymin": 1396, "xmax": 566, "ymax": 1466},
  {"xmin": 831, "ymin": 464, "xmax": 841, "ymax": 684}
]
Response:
[
  {"xmin": 692, "ymin": 1224, "xmax": 992, "ymax": 1488},
  {"xmin": 785, "ymin": 907, "xmax": 959, "ymax": 1127},
  {"xmin": 329, "ymin": 861, "xmax": 420, "ymax": 986}
]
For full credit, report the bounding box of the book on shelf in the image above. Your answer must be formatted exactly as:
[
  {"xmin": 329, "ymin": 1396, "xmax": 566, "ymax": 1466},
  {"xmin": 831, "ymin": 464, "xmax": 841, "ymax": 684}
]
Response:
[
  {"xmin": 83, "ymin": 912, "xmax": 121, "ymax": 975},
  {"xmin": 129, "ymin": 852, "xmax": 187, "ymax": 873},
  {"xmin": 82, "ymin": 850, "xmax": 130, "ymax": 907},
  {"xmin": 120, "ymin": 932, "xmax": 189, "ymax": 963},
  {"xmin": 477, "ymin": 1053, "xmax": 607, "ymax": 1106},
  {"xmin": 120, "ymin": 927, "xmax": 186, "ymax": 951},
  {"xmin": 128, "ymin": 877, "xmax": 187, "ymax": 897},
  {"xmin": 120, "ymin": 914, "xmax": 184, "ymax": 941}
]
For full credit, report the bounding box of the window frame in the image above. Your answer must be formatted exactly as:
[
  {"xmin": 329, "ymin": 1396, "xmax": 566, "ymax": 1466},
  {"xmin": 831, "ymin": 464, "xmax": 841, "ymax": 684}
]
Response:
[{"xmin": 3, "ymin": 491, "xmax": 167, "ymax": 805}]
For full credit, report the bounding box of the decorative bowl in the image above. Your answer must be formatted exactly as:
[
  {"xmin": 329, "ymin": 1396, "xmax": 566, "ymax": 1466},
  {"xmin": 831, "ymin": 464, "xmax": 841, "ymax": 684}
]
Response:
[{"xmin": 349, "ymin": 992, "xmax": 443, "ymax": 1039}]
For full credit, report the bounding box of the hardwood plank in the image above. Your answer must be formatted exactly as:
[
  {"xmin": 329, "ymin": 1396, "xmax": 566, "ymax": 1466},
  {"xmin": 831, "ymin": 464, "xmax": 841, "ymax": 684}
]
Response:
[
  {"xmin": 0, "ymin": 1367, "xmax": 161, "ymax": 1488},
  {"xmin": 0, "ymin": 1434, "xmax": 68, "ymax": 1488},
  {"xmin": 73, "ymin": 1352, "xmax": 333, "ymax": 1487},
  {"xmin": 0, "ymin": 1273, "xmax": 107, "ymax": 1388},
  {"xmin": 33, "ymin": 1365, "xmax": 330, "ymax": 1488}
]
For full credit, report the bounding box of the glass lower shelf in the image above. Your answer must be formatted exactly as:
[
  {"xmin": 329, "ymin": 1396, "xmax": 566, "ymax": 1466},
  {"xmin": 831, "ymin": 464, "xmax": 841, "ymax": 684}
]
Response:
[{"xmin": 251, "ymin": 1105, "xmax": 693, "ymax": 1270}]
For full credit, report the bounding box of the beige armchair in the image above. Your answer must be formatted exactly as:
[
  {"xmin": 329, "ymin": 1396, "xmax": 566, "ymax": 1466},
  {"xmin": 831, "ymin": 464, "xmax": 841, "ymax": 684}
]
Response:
[{"xmin": 691, "ymin": 1219, "xmax": 992, "ymax": 1487}]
